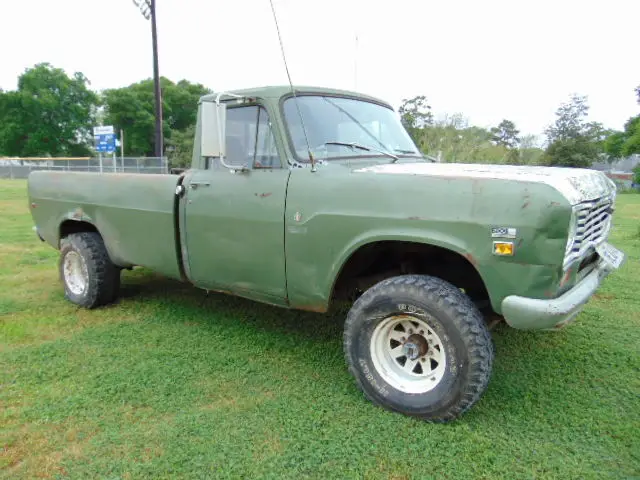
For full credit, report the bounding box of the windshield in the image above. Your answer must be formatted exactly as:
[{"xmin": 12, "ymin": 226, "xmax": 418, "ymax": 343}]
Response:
[{"xmin": 283, "ymin": 95, "xmax": 421, "ymax": 161}]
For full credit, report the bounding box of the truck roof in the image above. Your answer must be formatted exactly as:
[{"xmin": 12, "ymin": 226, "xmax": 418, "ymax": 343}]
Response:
[{"xmin": 199, "ymin": 85, "xmax": 392, "ymax": 109}]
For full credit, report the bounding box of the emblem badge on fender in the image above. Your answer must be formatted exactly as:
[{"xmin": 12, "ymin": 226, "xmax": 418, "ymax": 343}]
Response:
[{"xmin": 491, "ymin": 227, "xmax": 517, "ymax": 238}]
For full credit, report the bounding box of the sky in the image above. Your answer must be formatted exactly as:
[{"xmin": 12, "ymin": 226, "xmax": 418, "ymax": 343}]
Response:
[{"xmin": 1, "ymin": 0, "xmax": 638, "ymax": 140}]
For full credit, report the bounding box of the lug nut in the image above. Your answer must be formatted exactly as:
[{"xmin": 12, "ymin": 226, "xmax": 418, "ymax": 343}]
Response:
[{"xmin": 419, "ymin": 330, "xmax": 424, "ymax": 335}]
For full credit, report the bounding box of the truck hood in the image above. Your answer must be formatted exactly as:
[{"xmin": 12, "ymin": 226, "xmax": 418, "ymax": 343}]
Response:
[{"xmin": 353, "ymin": 162, "xmax": 615, "ymax": 205}]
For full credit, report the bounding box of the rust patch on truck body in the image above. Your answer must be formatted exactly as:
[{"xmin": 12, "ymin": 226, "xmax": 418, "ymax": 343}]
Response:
[
  {"xmin": 297, "ymin": 303, "xmax": 328, "ymax": 313},
  {"xmin": 465, "ymin": 253, "xmax": 478, "ymax": 268},
  {"xmin": 72, "ymin": 208, "xmax": 84, "ymax": 220}
]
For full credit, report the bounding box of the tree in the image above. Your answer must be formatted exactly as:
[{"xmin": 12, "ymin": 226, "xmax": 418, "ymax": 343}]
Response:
[
  {"xmin": 398, "ymin": 96, "xmax": 433, "ymax": 146},
  {"xmin": 620, "ymin": 116, "xmax": 640, "ymax": 156},
  {"xmin": 101, "ymin": 83, "xmax": 158, "ymax": 157},
  {"xmin": 415, "ymin": 114, "xmax": 514, "ymax": 164},
  {"xmin": 166, "ymin": 80, "xmax": 211, "ymax": 131},
  {"xmin": 165, "ymin": 124, "xmax": 195, "ymax": 168},
  {"xmin": 543, "ymin": 137, "xmax": 602, "ymax": 168},
  {"xmin": 602, "ymin": 85, "xmax": 640, "ymax": 159},
  {"xmin": 603, "ymin": 131, "xmax": 626, "ymax": 159},
  {"xmin": 102, "ymin": 78, "xmax": 210, "ymax": 156},
  {"xmin": 543, "ymin": 94, "xmax": 603, "ymax": 167},
  {"xmin": 545, "ymin": 94, "xmax": 589, "ymax": 143},
  {"xmin": 490, "ymin": 119, "xmax": 520, "ymax": 149},
  {"xmin": 518, "ymin": 134, "xmax": 545, "ymax": 165},
  {"xmin": 0, "ymin": 63, "xmax": 97, "ymax": 156}
]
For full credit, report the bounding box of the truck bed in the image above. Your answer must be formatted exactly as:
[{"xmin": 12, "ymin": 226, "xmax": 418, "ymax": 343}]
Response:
[{"xmin": 28, "ymin": 171, "xmax": 183, "ymax": 280}]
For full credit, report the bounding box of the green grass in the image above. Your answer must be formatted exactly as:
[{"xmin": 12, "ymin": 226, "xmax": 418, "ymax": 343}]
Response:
[{"xmin": 1, "ymin": 179, "xmax": 639, "ymax": 479}]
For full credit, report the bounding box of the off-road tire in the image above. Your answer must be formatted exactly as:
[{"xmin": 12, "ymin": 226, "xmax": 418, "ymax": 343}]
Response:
[
  {"xmin": 59, "ymin": 232, "xmax": 120, "ymax": 308},
  {"xmin": 343, "ymin": 274, "xmax": 493, "ymax": 422}
]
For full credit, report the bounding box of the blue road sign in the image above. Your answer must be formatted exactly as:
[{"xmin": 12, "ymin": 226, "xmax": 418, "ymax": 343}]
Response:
[{"xmin": 95, "ymin": 133, "xmax": 116, "ymax": 153}]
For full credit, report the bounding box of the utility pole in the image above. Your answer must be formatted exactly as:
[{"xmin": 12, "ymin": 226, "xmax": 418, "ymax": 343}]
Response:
[{"xmin": 132, "ymin": 0, "xmax": 163, "ymax": 158}]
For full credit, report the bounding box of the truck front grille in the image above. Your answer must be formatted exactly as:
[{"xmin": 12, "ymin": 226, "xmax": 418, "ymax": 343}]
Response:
[{"xmin": 568, "ymin": 195, "xmax": 613, "ymax": 260}]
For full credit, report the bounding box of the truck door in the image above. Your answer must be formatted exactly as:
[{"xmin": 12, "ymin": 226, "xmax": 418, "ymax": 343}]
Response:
[{"xmin": 183, "ymin": 104, "xmax": 290, "ymax": 303}]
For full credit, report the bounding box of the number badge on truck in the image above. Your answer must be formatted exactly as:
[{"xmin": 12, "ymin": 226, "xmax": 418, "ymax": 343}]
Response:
[{"xmin": 491, "ymin": 226, "xmax": 517, "ymax": 238}]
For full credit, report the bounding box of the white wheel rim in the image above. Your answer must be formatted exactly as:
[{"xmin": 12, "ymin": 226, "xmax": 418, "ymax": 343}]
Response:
[
  {"xmin": 370, "ymin": 314, "xmax": 447, "ymax": 394},
  {"xmin": 63, "ymin": 251, "xmax": 88, "ymax": 295}
]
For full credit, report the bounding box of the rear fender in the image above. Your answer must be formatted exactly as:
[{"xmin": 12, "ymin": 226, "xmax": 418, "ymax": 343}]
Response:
[
  {"xmin": 57, "ymin": 211, "xmax": 127, "ymax": 266},
  {"xmin": 57, "ymin": 209, "xmax": 95, "ymax": 244}
]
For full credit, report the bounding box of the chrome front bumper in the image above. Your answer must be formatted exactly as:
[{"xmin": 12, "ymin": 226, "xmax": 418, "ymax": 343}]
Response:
[{"xmin": 501, "ymin": 259, "xmax": 614, "ymax": 330}]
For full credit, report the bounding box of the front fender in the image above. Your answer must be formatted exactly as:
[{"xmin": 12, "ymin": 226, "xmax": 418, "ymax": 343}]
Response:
[
  {"xmin": 328, "ymin": 227, "xmax": 486, "ymax": 294},
  {"xmin": 286, "ymin": 225, "xmax": 491, "ymax": 313}
]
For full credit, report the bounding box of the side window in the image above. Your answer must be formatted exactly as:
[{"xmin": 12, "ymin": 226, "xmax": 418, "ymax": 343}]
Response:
[
  {"xmin": 225, "ymin": 106, "xmax": 258, "ymax": 167},
  {"xmin": 254, "ymin": 107, "xmax": 279, "ymax": 168},
  {"xmin": 220, "ymin": 105, "xmax": 280, "ymax": 170}
]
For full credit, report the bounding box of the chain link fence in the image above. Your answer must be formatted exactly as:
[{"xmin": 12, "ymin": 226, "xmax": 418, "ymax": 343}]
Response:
[{"xmin": 0, "ymin": 157, "xmax": 169, "ymax": 179}]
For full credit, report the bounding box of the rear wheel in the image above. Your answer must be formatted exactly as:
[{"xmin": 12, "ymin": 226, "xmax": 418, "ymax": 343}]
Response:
[
  {"xmin": 343, "ymin": 274, "xmax": 493, "ymax": 422},
  {"xmin": 59, "ymin": 232, "xmax": 120, "ymax": 308}
]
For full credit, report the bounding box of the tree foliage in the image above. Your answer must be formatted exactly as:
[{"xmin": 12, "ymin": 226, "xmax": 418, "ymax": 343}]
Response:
[
  {"xmin": 165, "ymin": 124, "xmax": 195, "ymax": 168},
  {"xmin": 519, "ymin": 134, "xmax": 544, "ymax": 165},
  {"xmin": 545, "ymin": 94, "xmax": 589, "ymax": 143},
  {"xmin": 397, "ymin": 103, "xmax": 543, "ymax": 165},
  {"xmin": 619, "ymin": 116, "xmax": 640, "ymax": 156},
  {"xmin": 543, "ymin": 94, "xmax": 604, "ymax": 167},
  {"xmin": 102, "ymin": 78, "xmax": 210, "ymax": 157},
  {"xmin": 0, "ymin": 63, "xmax": 97, "ymax": 156},
  {"xmin": 0, "ymin": 63, "xmax": 631, "ymax": 170},
  {"xmin": 543, "ymin": 137, "xmax": 602, "ymax": 168},
  {"xmin": 398, "ymin": 96, "xmax": 433, "ymax": 149},
  {"xmin": 603, "ymin": 85, "xmax": 640, "ymax": 159},
  {"xmin": 633, "ymin": 164, "xmax": 640, "ymax": 186},
  {"xmin": 490, "ymin": 119, "xmax": 520, "ymax": 148},
  {"xmin": 398, "ymin": 95, "xmax": 433, "ymax": 130},
  {"xmin": 604, "ymin": 131, "xmax": 627, "ymax": 159}
]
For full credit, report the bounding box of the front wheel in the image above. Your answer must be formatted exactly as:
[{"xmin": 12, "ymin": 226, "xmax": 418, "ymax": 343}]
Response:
[{"xmin": 343, "ymin": 275, "xmax": 493, "ymax": 422}]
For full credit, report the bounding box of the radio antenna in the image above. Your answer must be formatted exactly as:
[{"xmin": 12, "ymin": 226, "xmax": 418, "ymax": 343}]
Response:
[{"xmin": 268, "ymin": 0, "xmax": 316, "ymax": 172}]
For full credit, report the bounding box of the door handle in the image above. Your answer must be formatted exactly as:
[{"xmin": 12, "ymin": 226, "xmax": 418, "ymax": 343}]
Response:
[{"xmin": 190, "ymin": 181, "xmax": 210, "ymax": 189}]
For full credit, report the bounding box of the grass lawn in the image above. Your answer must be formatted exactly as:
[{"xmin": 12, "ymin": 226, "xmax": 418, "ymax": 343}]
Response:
[{"xmin": 1, "ymin": 178, "xmax": 639, "ymax": 479}]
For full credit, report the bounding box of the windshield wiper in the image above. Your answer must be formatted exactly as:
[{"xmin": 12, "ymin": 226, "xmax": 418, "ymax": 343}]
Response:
[{"xmin": 325, "ymin": 141, "xmax": 399, "ymax": 162}]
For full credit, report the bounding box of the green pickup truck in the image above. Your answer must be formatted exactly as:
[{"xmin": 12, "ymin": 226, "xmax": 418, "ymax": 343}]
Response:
[{"xmin": 28, "ymin": 86, "xmax": 625, "ymax": 422}]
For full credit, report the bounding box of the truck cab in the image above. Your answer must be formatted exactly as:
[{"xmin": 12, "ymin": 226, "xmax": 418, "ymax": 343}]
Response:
[{"xmin": 181, "ymin": 86, "xmax": 427, "ymax": 308}]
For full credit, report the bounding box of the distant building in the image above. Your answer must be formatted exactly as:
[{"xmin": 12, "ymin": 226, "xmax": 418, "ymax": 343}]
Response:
[
  {"xmin": 591, "ymin": 154, "xmax": 639, "ymax": 190},
  {"xmin": 591, "ymin": 154, "xmax": 640, "ymax": 173}
]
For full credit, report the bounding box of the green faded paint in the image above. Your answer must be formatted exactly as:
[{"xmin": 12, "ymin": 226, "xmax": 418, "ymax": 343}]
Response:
[
  {"xmin": 27, "ymin": 85, "xmax": 620, "ymax": 327},
  {"xmin": 180, "ymin": 166, "xmax": 290, "ymax": 306},
  {"xmin": 28, "ymin": 171, "xmax": 182, "ymax": 280},
  {"xmin": 283, "ymin": 164, "xmax": 572, "ymax": 313}
]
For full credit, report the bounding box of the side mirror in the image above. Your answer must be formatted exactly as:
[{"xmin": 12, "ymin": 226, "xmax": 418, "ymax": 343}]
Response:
[{"xmin": 200, "ymin": 101, "xmax": 226, "ymax": 158}]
